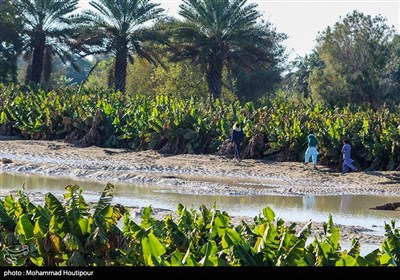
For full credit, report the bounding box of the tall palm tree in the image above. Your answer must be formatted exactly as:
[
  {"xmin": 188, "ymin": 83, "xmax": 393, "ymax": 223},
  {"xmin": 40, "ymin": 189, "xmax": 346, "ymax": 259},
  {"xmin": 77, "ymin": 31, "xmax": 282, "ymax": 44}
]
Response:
[
  {"xmin": 169, "ymin": 0, "xmax": 276, "ymax": 101},
  {"xmin": 79, "ymin": 0, "xmax": 164, "ymax": 93},
  {"xmin": 12, "ymin": 0, "xmax": 79, "ymax": 85}
]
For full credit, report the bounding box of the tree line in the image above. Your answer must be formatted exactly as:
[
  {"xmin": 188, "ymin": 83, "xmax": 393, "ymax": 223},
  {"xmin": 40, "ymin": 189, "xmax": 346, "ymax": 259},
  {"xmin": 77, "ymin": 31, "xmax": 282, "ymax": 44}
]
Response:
[
  {"xmin": 0, "ymin": 0, "xmax": 285, "ymax": 102},
  {"xmin": 1, "ymin": 0, "xmax": 399, "ymax": 107}
]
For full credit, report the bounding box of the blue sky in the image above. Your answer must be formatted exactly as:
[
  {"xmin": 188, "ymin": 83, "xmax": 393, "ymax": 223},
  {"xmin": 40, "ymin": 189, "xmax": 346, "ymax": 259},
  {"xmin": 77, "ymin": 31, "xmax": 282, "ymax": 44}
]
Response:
[{"xmin": 79, "ymin": 0, "xmax": 400, "ymax": 60}]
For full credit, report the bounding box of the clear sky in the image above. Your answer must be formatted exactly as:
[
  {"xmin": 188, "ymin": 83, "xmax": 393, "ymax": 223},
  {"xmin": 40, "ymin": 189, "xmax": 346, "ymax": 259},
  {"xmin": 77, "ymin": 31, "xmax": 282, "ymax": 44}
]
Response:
[{"xmin": 78, "ymin": 0, "xmax": 400, "ymax": 60}]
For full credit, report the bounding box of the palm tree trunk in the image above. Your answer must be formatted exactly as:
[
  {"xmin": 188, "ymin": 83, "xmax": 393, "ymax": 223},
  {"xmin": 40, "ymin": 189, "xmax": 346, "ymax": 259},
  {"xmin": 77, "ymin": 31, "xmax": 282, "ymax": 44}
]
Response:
[
  {"xmin": 206, "ymin": 57, "xmax": 223, "ymax": 100},
  {"xmin": 29, "ymin": 35, "xmax": 46, "ymax": 84},
  {"xmin": 43, "ymin": 48, "xmax": 53, "ymax": 87},
  {"xmin": 114, "ymin": 46, "xmax": 128, "ymax": 93}
]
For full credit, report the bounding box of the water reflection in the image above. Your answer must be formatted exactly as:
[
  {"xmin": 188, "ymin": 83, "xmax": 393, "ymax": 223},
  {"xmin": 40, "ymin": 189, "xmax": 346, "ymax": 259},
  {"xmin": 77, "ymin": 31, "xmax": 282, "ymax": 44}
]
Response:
[
  {"xmin": 340, "ymin": 195, "xmax": 352, "ymax": 212},
  {"xmin": 1, "ymin": 172, "xmax": 400, "ymax": 233},
  {"xmin": 302, "ymin": 195, "xmax": 316, "ymax": 209}
]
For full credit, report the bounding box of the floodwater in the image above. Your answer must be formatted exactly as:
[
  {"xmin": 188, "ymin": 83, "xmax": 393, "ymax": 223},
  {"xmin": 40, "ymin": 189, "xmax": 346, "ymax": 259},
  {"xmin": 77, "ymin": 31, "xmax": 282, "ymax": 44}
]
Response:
[{"xmin": 1, "ymin": 172, "xmax": 400, "ymax": 236}]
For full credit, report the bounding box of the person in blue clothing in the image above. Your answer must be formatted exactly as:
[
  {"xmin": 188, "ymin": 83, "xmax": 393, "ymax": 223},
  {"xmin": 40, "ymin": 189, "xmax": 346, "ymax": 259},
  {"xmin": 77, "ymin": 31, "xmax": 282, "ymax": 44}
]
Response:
[
  {"xmin": 304, "ymin": 130, "xmax": 319, "ymax": 170},
  {"xmin": 341, "ymin": 138, "xmax": 357, "ymax": 174},
  {"xmin": 231, "ymin": 122, "xmax": 245, "ymax": 161}
]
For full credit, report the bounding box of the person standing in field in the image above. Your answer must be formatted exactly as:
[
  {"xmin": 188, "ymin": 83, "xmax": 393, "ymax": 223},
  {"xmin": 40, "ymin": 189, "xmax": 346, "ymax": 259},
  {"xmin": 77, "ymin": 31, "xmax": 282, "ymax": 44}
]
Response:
[
  {"xmin": 341, "ymin": 138, "xmax": 357, "ymax": 174},
  {"xmin": 231, "ymin": 122, "xmax": 245, "ymax": 161},
  {"xmin": 304, "ymin": 130, "xmax": 319, "ymax": 170}
]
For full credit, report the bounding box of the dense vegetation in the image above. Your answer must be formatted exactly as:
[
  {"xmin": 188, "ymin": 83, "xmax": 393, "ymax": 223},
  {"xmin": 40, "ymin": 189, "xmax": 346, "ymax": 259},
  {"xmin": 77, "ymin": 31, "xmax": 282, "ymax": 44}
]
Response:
[
  {"xmin": 1, "ymin": 84, "xmax": 399, "ymax": 171},
  {"xmin": 2, "ymin": 1, "xmax": 398, "ymax": 107},
  {"xmin": 1, "ymin": 2, "xmax": 399, "ymax": 172},
  {"xmin": 1, "ymin": 0, "xmax": 399, "ymax": 268},
  {"xmin": 0, "ymin": 183, "xmax": 399, "ymax": 266}
]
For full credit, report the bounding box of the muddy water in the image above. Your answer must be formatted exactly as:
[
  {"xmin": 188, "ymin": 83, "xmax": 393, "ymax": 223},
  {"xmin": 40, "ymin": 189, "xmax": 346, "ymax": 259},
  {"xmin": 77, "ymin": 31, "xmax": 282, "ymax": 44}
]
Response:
[{"xmin": 1, "ymin": 172, "xmax": 400, "ymax": 235}]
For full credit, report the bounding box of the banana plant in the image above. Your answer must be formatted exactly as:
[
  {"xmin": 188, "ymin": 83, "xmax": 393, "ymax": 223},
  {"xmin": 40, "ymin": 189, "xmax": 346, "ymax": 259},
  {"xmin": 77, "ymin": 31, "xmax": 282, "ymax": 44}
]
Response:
[{"xmin": 1, "ymin": 84, "xmax": 400, "ymax": 170}]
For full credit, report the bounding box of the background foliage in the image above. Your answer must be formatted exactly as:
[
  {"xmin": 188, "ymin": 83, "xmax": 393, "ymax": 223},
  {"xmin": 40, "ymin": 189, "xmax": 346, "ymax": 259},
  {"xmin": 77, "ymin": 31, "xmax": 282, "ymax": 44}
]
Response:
[{"xmin": 1, "ymin": 84, "xmax": 400, "ymax": 171}]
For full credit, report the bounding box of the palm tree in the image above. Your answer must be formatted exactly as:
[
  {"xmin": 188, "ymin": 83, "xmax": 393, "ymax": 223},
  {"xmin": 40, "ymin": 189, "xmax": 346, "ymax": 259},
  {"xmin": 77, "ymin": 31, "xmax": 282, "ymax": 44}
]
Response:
[
  {"xmin": 79, "ymin": 0, "xmax": 165, "ymax": 93},
  {"xmin": 12, "ymin": 0, "xmax": 79, "ymax": 85},
  {"xmin": 289, "ymin": 51, "xmax": 324, "ymax": 98},
  {"xmin": 169, "ymin": 0, "xmax": 277, "ymax": 101}
]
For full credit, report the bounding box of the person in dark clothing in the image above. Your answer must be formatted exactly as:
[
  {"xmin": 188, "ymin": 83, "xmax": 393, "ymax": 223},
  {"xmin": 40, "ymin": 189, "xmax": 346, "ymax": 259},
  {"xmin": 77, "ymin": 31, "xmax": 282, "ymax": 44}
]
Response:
[{"xmin": 231, "ymin": 122, "xmax": 245, "ymax": 161}]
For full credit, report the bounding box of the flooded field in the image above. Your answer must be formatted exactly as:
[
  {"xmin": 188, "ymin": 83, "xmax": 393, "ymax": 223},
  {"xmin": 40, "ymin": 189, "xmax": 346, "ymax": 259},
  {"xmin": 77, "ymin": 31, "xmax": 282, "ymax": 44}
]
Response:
[{"xmin": 1, "ymin": 172, "xmax": 399, "ymax": 236}]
